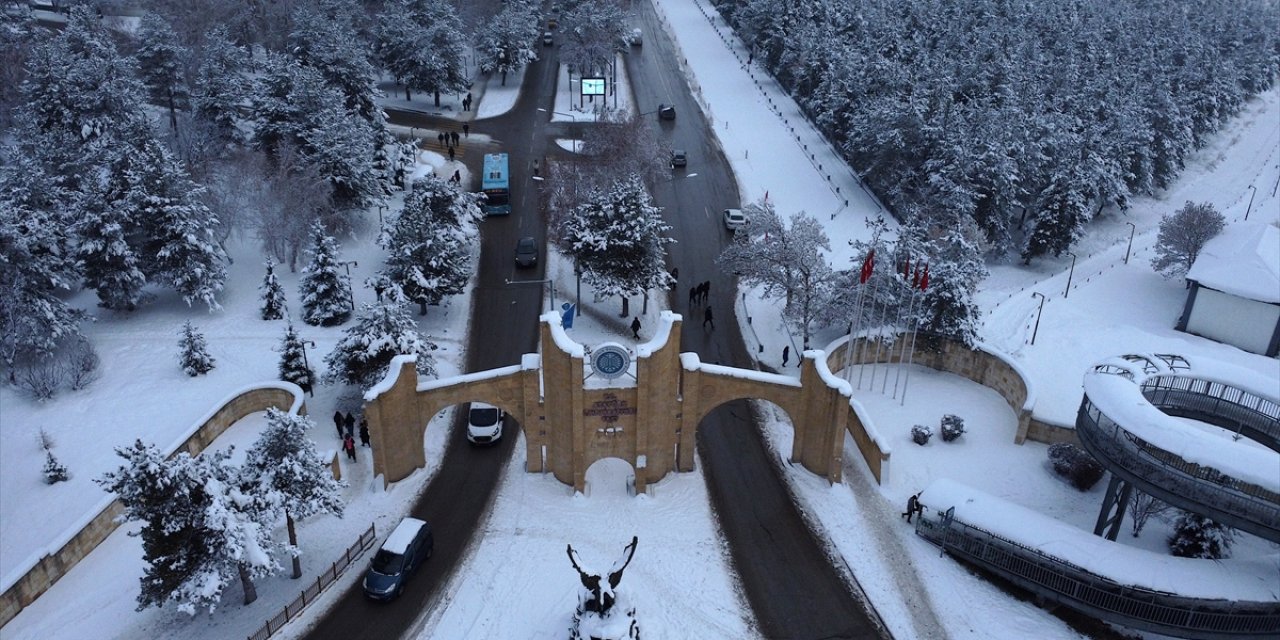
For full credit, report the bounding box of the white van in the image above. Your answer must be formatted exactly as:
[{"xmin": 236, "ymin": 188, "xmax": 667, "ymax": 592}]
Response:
[{"xmin": 630, "ymin": 28, "xmax": 642, "ymax": 46}]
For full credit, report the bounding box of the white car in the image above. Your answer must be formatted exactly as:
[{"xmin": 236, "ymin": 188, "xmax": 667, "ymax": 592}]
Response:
[
  {"xmin": 466, "ymin": 402, "xmax": 504, "ymax": 445},
  {"xmin": 630, "ymin": 28, "xmax": 642, "ymax": 46},
  {"xmin": 723, "ymin": 208, "xmax": 747, "ymax": 231}
]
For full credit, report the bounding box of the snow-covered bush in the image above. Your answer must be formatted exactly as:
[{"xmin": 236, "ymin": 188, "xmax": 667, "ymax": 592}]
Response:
[
  {"xmin": 1047, "ymin": 443, "xmax": 1104, "ymax": 490},
  {"xmin": 1168, "ymin": 511, "xmax": 1235, "ymax": 559},
  {"xmin": 12, "ymin": 355, "xmax": 64, "ymax": 400},
  {"xmin": 177, "ymin": 321, "xmax": 215, "ymax": 376},
  {"xmin": 940, "ymin": 414, "xmax": 966, "ymax": 442},
  {"xmin": 43, "ymin": 450, "xmax": 68, "ymax": 484},
  {"xmin": 62, "ymin": 335, "xmax": 100, "ymax": 391},
  {"xmin": 910, "ymin": 424, "xmax": 933, "ymax": 446}
]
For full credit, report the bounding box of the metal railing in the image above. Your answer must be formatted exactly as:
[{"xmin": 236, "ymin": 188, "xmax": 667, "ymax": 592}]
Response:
[
  {"xmin": 1140, "ymin": 376, "xmax": 1280, "ymax": 449},
  {"xmin": 1077, "ymin": 397, "xmax": 1280, "ymax": 539},
  {"xmin": 247, "ymin": 523, "xmax": 377, "ymax": 640},
  {"xmin": 916, "ymin": 515, "xmax": 1280, "ymax": 638}
]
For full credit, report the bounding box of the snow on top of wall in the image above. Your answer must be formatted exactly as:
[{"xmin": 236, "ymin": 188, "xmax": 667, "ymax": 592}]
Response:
[
  {"xmin": 543, "ymin": 311, "xmax": 586, "ymax": 358},
  {"xmin": 807, "ymin": 350, "xmax": 851, "ymax": 397},
  {"xmin": 849, "ymin": 396, "xmax": 892, "ymax": 457},
  {"xmin": 1083, "ymin": 365, "xmax": 1280, "ymax": 492},
  {"xmin": 680, "ymin": 352, "xmax": 702, "ymax": 371},
  {"xmin": 417, "ymin": 365, "xmax": 523, "ymax": 393},
  {"xmin": 920, "ymin": 478, "xmax": 1280, "ymax": 601},
  {"xmin": 521, "ymin": 353, "xmax": 541, "ymax": 371},
  {"xmin": 1187, "ymin": 221, "xmax": 1280, "ymax": 303},
  {"xmin": 364, "ymin": 354, "xmax": 419, "ymax": 401},
  {"xmin": 636, "ymin": 311, "xmax": 681, "ymax": 358},
  {"xmin": 698, "ymin": 362, "xmax": 801, "ymax": 388}
]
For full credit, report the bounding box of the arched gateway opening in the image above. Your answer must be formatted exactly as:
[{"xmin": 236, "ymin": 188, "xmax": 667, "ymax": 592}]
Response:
[{"xmin": 362, "ymin": 312, "xmax": 888, "ymax": 491}]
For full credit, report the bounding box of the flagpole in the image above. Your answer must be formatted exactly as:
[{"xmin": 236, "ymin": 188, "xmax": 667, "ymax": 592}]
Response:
[
  {"xmin": 901, "ymin": 264, "xmax": 929, "ymax": 406},
  {"xmin": 883, "ymin": 278, "xmax": 907, "ymax": 393},
  {"xmin": 893, "ymin": 288, "xmax": 915, "ymax": 398},
  {"xmin": 843, "ymin": 282, "xmax": 866, "ymax": 384},
  {"xmin": 856, "ymin": 274, "xmax": 879, "ymax": 390}
]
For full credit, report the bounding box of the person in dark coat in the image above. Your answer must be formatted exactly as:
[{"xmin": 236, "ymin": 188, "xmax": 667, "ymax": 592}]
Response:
[
  {"xmin": 463, "ymin": 123, "xmax": 470, "ymax": 137},
  {"xmin": 343, "ymin": 434, "xmax": 357, "ymax": 461},
  {"xmin": 689, "ymin": 286, "xmax": 698, "ymax": 307},
  {"xmin": 631, "ymin": 317, "xmax": 642, "ymax": 339},
  {"xmin": 703, "ymin": 306, "xmax": 714, "ymax": 330},
  {"xmin": 451, "ymin": 131, "xmax": 460, "ymax": 146},
  {"xmin": 903, "ymin": 493, "xmax": 921, "ymax": 523},
  {"xmin": 359, "ymin": 418, "xmax": 371, "ymax": 447},
  {"xmin": 333, "ymin": 410, "xmax": 344, "ymax": 439},
  {"xmin": 702, "ymin": 280, "xmax": 711, "ymax": 304},
  {"xmin": 782, "ymin": 345, "xmax": 790, "ymax": 367},
  {"xmin": 448, "ymin": 146, "xmax": 456, "ymax": 162},
  {"xmin": 344, "ymin": 412, "xmax": 355, "ymax": 438}
]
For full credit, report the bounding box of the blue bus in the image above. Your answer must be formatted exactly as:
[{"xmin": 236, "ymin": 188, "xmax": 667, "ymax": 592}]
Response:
[{"xmin": 481, "ymin": 153, "xmax": 511, "ymax": 215}]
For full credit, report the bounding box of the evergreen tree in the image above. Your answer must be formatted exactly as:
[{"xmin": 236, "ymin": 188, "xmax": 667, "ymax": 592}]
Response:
[
  {"xmin": 43, "ymin": 450, "xmax": 69, "ymax": 484},
  {"xmin": 129, "ymin": 140, "xmax": 228, "ymax": 310},
  {"xmin": 919, "ymin": 219, "xmax": 987, "ymax": 347},
  {"xmin": 1151, "ymin": 201, "xmax": 1225, "ymax": 281},
  {"xmin": 1168, "ymin": 511, "xmax": 1235, "ymax": 559},
  {"xmin": 379, "ymin": 175, "xmax": 482, "ymax": 315},
  {"xmin": 260, "ymin": 259, "xmax": 288, "ymax": 320},
  {"xmin": 476, "ymin": 1, "xmax": 541, "ymax": 85},
  {"xmin": 133, "ymin": 13, "xmax": 190, "ymax": 131},
  {"xmin": 177, "ymin": 321, "xmax": 215, "ymax": 376},
  {"xmin": 72, "ymin": 183, "xmax": 148, "ymax": 311},
  {"xmin": 242, "ymin": 408, "xmax": 345, "ymax": 578},
  {"xmin": 298, "ymin": 224, "xmax": 353, "ymax": 327},
  {"xmin": 558, "ymin": 174, "xmax": 674, "ymax": 317},
  {"xmin": 374, "ymin": 0, "xmax": 469, "ymax": 106},
  {"xmin": 192, "ymin": 27, "xmax": 251, "ymax": 139},
  {"xmin": 324, "ymin": 295, "xmax": 437, "ymax": 388},
  {"xmin": 278, "ymin": 324, "xmax": 316, "ymax": 395},
  {"xmin": 287, "ymin": 2, "xmax": 383, "ymax": 127},
  {"xmin": 97, "ymin": 441, "xmax": 285, "ymax": 613},
  {"xmin": 0, "ymin": 197, "xmax": 84, "ymax": 366}
]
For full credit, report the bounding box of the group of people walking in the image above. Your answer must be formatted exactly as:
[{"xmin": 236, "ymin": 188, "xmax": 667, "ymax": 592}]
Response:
[{"xmin": 333, "ymin": 410, "xmax": 371, "ymax": 462}]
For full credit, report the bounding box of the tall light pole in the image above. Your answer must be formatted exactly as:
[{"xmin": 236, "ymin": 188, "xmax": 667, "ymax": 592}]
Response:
[
  {"xmin": 1124, "ymin": 222, "xmax": 1136, "ymax": 264},
  {"xmin": 1063, "ymin": 252, "xmax": 1076, "ymax": 299},
  {"xmin": 1245, "ymin": 184, "xmax": 1257, "ymax": 220},
  {"xmin": 1030, "ymin": 292, "xmax": 1046, "ymax": 345},
  {"xmin": 537, "ymin": 108, "xmax": 579, "ymax": 153},
  {"xmin": 339, "ymin": 260, "xmax": 358, "ymax": 311},
  {"xmin": 376, "ymin": 204, "xmax": 386, "ymax": 228},
  {"xmin": 506, "ymin": 277, "xmax": 556, "ymax": 312}
]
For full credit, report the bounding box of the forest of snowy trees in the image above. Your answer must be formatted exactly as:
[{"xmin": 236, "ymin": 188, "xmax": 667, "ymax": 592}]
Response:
[{"xmin": 713, "ymin": 0, "xmax": 1280, "ymax": 261}]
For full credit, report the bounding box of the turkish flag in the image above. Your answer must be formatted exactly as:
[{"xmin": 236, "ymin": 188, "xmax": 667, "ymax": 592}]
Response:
[
  {"xmin": 920, "ymin": 265, "xmax": 930, "ymax": 291},
  {"xmin": 912, "ymin": 266, "xmax": 920, "ymax": 289},
  {"xmin": 859, "ymin": 250, "xmax": 875, "ymax": 284}
]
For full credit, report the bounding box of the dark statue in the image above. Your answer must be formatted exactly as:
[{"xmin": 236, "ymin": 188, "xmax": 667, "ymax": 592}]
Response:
[{"xmin": 566, "ymin": 536, "xmax": 638, "ymax": 615}]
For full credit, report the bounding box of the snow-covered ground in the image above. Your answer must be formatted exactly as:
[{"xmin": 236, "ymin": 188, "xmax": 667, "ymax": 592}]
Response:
[{"xmin": 3, "ymin": 0, "xmax": 1280, "ymax": 639}]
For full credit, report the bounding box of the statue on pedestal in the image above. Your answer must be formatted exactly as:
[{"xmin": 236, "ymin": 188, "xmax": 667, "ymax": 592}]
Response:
[{"xmin": 567, "ymin": 536, "xmax": 640, "ymax": 640}]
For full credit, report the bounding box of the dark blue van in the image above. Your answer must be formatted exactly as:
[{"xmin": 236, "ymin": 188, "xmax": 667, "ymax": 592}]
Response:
[{"xmin": 362, "ymin": 517, "xmax": 433, "ymax": 600}]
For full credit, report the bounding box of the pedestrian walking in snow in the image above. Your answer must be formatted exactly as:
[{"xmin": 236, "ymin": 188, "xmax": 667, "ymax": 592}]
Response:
[
  {"xmin": 463, "ymin": 123, "xmax": 470, "ymax": 137},
  {"xmin": 333, "ymin": 410, "xmax": 344, "ymax": 439},
  {"xmin": 903, "ymin": 493, "xmax": 921, "ymax": 523},
  {"xmin": 670, "ymin": 267, "xmax": 679, "ymax": 290},
  {"xmin": 689, "ymin": 286, "xmax": 698, "ymax": 307},
  {"xmin": 344, "ymin": 412, "xmax": 355, "ymax": 438},
  {"xmin": 466, "ymin": 92, "xmax": 473, "ymax": 108},
  {"xmin": 702, "ymin": 280, "xmax": 711, "ymax": 304},
  {"xmin": 359, "ymin": 418, "xmax": 370, "ymax": 447},
  {"xmin": 782, "ymin": 345, "xmax": 790, "ymax": 367},
  {"xmin": 437, "ymin": 132, "xmax": 445, "ymax": 146},
  {"xmin": 631, "ymin": 317, "xmax": 642, "ymax": 339},
  {"xmin": 451, "ymin": 131, "xmax": 460, "ymax": 146},
  {"xmin": 452, "ymin": 169, "xmax": 461, "ymax": 183},
  {"xmin": 448, "ymin": 146, "xmax": 456, "ymax": 162},
  {"xmin": 703, "ymin": 306, "xmax": 715, "ymax": 330},
  {"xmin": 343, "ymin": 434, "xmax": 357, "ymax": 461}
]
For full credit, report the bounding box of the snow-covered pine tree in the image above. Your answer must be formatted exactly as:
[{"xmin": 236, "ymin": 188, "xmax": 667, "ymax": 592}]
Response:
[
  {"xmin": 278, "ymin": 324, "xmax": 316, "ymax": 395},
  {"xmin": 1168, "ymin": 511, "xmax": 1235, "ymax": 559},
  {"xmin": 323, "ymin": 296, "xmax": 437, "ymax": 389},
  {"xmin": 476, "ymin": 1, "xmax": 540, "ymax": 85},
  {"xmin": 129, "ymin": 140, "xmax": 228, "ymax": 310},
  {"xmin": 132, "ymin": 13, "xmax": 190, "ymax": 132},
  {"xmin": 918, "ymin": 218, "xmax": 987, "ymax": 348},
  {"xmin": 374, "ymin": 0, "xmax": 469, "ymax": 106},
  {"xmin": 261, "ymin": 259, "xmax": 288, "ymax": 320},
  {"xmin": 0, "ymin": 197, "xmax": 84, "ymax": 366},
  {"xmin": 379, "ymin": 175, "xmax": 482, "ymax": 314},
  {"xmin": 192, "ymin": 27, "xmax": 251, "ymax": 140},
  {"xmin": 287, "ymin": 1, "xmax": 384, "ymax": 128},
  {"xmin": 97, "ymin": 441, "xmax": 285, "ymax": 613},
  {"xmin": 560, "ymin": 174, "xmax": 673, "ymax": 317},
  {"xmin": 177, "ymin": 321, "xmax": 215, "ymax": 376},
  {"xmin": 299, "ymin": 224, "xmax": 352, "ymax": 326},
  {"xmin": 42, "ymin": 448, "xmax": 69, "ymax": 483},
  {"xmin": 242, "ymin": 407, "xmax": 345, "ymax": 578},
  {"xmin": 72, "ymin": 184, "xmax": 148, "ymax": 311}
]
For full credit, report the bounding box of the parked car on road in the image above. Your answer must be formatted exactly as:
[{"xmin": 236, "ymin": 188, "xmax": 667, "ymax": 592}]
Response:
[
  {"xmin": 670, "ymin": 149, "xmax": 688, "ymax": 168},
  {"xmin": 723, "ymin": 208, "xmax": 747, "ymax": 231},
  {"xmin": 467, "ymin": 402, "xmax": 505, "ymax": 445},
  {"xmin": 515, "ymin": 236, "xmax": 538, "ymax": 267},
  {"xmin": 363, "ymin": 518, "xmax": 434, "ymax": 601},
  {"xmin": 543, "ymin": 32, "xmax": 554, "ymax": 46},
  {"xmin": 658, "ymin": 104, "xmax": 676, "ymax": 120}
]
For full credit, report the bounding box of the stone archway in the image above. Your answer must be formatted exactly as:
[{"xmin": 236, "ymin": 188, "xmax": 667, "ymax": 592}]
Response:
[{"xmin": 363, "ymin": 313, "xmax": 889, "ymax": 491}]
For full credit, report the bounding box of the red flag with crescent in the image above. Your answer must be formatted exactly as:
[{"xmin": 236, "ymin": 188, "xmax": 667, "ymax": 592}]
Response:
[
  {"xmin": 859, "ymin": 250, "xmax": 875, "ymax": 284},
  {"xmin": 920, "ymin": 264, "xmax": 930, "ymax": 291}
]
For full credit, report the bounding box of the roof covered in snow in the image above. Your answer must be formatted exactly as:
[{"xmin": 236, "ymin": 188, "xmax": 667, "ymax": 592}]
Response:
[
  {"xmin": 382, "ymin": 517, "xmax": 427, "ymax": 555},
  {"xmin": 1186, "ymin": 221, "xmax": 1280, "ymax": 303}
]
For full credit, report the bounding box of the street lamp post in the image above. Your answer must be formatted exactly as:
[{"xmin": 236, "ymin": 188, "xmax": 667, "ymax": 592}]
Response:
[
  {"xmin": 340, "ymin": 260, "xmax": 358, "ymax": 311},
  {"xmin": 377, "ymin": 204, "xmax": 386, "ymax": 228},
  {"xmin": 1124, "ymin": 222, "xmax": 1136, "ymax": 265},
  {"xmin": 537, "ymin": 108, "xmax": 580, "ymax": 153},
  {"xmin": 1063, "ymin": 252, "xmax": 1077, "ymax": 299},
  {"xmin": 506, "ymin": 277, "xmax": 556, "ymax": 312},
  {"xmin": 1030, "ymin": 292, "xmax": 1046, "ymax": 345},
  {"xmin": 1245, "ymin": 184, "xmax": 1257, "ymax": 220}
]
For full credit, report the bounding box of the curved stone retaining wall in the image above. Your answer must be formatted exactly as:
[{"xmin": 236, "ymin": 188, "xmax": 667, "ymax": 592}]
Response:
[{"xmin": 0, "ymin": 384, "xmax": 305, "ymax": 629}]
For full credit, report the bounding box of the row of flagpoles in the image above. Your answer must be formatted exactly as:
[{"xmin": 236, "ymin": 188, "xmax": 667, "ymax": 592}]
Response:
[{"xmin": 841, "ymin": 245, "xmax": 932, "ymax": 405}]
